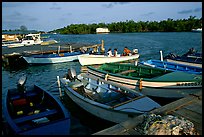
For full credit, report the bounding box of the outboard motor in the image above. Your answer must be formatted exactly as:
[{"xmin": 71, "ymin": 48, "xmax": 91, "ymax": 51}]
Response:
[
  {"xmin": 65, "ymin": 68, "xmax": 77, "ymax": 82},
  {"xmin": 164, "ymin": 53, "xmax": 177, "ymax": 59},
  {"xmin": 132, "ymin": 49, "xmax": 138, "ymax": 55},
  {"xmin": 17, "ymin": 75, "xmax": 27, "ymax": 93}
]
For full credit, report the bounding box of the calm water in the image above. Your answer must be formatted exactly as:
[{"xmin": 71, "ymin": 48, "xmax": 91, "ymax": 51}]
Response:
[{"xmin": 2, "ymin": 32, "xmax": 202, "ymax": 135}]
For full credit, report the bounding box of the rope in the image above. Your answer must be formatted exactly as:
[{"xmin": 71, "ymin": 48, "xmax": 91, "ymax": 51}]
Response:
[{"xmin": 46, "ymin": 81, "xmax": 58, "ymax": 91}]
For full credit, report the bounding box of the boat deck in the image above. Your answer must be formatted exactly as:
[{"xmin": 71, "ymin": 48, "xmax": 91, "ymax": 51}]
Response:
[{"xmin": 93, "ymin": 90, "xmax": 202, "ymax": 135}]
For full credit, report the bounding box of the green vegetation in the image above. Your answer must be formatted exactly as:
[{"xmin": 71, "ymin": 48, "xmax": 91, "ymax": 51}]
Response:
[{"xmin": 51, "ymin": 16, "xmax": 202, "ymax": 34}]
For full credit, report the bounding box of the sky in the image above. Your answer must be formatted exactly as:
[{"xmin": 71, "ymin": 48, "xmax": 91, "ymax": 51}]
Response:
[{"xmin": 2, "ymin": 2, "xmax": 202, "ymax": 32}]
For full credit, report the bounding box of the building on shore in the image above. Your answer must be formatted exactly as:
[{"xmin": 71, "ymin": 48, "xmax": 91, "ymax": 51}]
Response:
[
  {"xmin": 2, "ymin": 34, "xmax": 20, "ymax": 42},
  {"xmin": 96, "ymin": 28, "xmax": 110, "ymax": 34}
]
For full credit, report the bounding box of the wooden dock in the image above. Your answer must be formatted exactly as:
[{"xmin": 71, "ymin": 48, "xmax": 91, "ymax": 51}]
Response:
[{"xmin": 93, "ymin": 91, "xmax": 202, "ymax": 135}]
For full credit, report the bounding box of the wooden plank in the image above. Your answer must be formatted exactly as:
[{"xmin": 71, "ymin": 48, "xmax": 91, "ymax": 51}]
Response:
[
  {"xmin": 151, "ymin": 92, "xmax": 202, "ymax": 115},
  {"xmin": 116, "ymin": 69, "xmax": 136, "ymax": 75},
  {"xmin": 92, "ymin": 124, "xmax": 127, "ymax": 135},
  {"xmin": 172, "ymin": 108, "xmax": 202, "ymax": 124},
  {"xmin": 14, "ymin": 109, "xmax": 57, "ymax": 124},
  {"xmin": 184, "ymin": 103, "xmax": 202, "ymax": 114}
]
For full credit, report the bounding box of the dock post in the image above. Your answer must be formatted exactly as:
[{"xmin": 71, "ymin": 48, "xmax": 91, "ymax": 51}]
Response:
[
  {"xmin": 135, "ymin": 58, "xmax": 138, "ymax": 66},
  {"xmin": 57, "ymin": 76, "xmax": 62, "ymax": 97},
  {"xmin": 70, "ymin": 46, "xmax": 72, "ymax": 53},
  {"xmin": 160, "ymin": 50, "xmax": 163, "ymax": 61},
  {"xmin": 101, "ymin": 40, "xmax": 105, "ymax": 53}
]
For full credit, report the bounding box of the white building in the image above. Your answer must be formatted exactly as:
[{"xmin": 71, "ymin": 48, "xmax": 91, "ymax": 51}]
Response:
[{"xmin": 96, "ymin": 28, "xmax": 110, "ymax": 34}]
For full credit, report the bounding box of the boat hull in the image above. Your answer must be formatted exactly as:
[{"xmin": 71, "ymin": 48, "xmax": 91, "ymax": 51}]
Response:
[
  {"xmin": 61, "ymin": 75, "xmax": 160, "ymax": 123},
  {"xmin": 78, "ymin": 54, "xmax": 139, "ymax": 66},
  {"xmin": 63, "ymin": 87, "xmax": 137, "ymax": 123},
  {"xmin": 23, "ymin": 52, "xmax": 88, "ymax": 64},
  {"xmin": 166, "ymin": 59, "xmax": 202, "ymax": 68},
  {"xmin": 141, "ymin": 59, "xmax": 202, "ymax": 75},
  {"xmin": 3, "ymin": 85, "xmax": 70, "ymax": 135},
  {"xmin": 87, "ymin": 66, "xmax": 202, "ymax": 99}
]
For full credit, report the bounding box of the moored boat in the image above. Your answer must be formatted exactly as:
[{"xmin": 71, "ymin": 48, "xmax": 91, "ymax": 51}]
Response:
[
  {"xmin": 140, "ymin": 59, "xmax": 202, "ymax": 75},
  {"xmin": 164, "ymin": 48, "xmax": 202, "ymax": 68},
  {"xmin": 2, "ymin": 33, "xmax": 44, "ymax": 48},
  {"xmin": 78, "ymin": 53, "xmax": 139, "ymax": 66},
  {"xmin": 2, "ymin": 76, "xmax": 70, "ymax": 135},
  {"xmin": 23, "ymin": 51, "xmax": 88, "ymax": 64},
  {"xmin": 60, "ymin": 69, "xmax": 161, "ymax": 123},
  {"xmin": 87, "ymin": 63, "xmax": 202, "ymax": 99},
  {"xmin": 191, "ymin": 28, "xmax": 202, "ymax": 32}
]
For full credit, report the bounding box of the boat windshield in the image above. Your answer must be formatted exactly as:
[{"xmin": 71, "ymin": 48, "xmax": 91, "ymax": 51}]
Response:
[{"xmin": 24, "ymin": 36, "xmax": 34, "ymax": 40}]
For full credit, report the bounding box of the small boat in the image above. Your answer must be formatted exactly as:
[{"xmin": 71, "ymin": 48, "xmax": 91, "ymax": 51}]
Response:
[
  {"xmin": 21, "ymin": 33, "xmax": 43, "ymax": 46},
  {"xmin": 192, "ymin": 28, "xmax": 202, "ymax": 32},
  {"xmin": 23, "ymin": 51, "xmax": 88, "ymax": 64},
  {"xmin": 164, "ymin": 48, "xmax": 202, "ymax": 68},
  {"xmin": 140, "ymin": 59, "xmax": 202, "ymax": 75},
  {"xmin": 3, "ymin": 34, "xmax": 44, "ymax": 48},
  {"xmin": 2, "ymin": 76, "xmax": 70, "ymax": 135},
  {"xmin": 60, "ymin": 69, "xmax": 161, "ymax": 123},
  {"xmin": 78, "ymin": 53, "xmax": 140, "ymax": 66},
  {"xmin": 2, "ymin": 41, "xmax": 24, "ymax": 48},
  {"xmin": 87, "ymin": 63, "xmax": 202, "ymax": 99}
]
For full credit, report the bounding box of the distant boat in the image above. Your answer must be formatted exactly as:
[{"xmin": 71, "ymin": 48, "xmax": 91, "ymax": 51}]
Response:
[
  {"xmin": 140, "ymin": 59, "xmax": 202, "ymax": 75},
  {"xmin": 60, "ymin": 69, "xmax": 161, "ymax": 123},
  {"xmin": 87, "ymin": 63, "xmax": 202, "ymax": 99},
  {"xmin": 78, "ymin": 54, "xmax": 139, "ymax": 66},
  {"xmin": 164, "ymin": 48, "xmax": 202, "ymax": 68},
  {"xmin": 96, "ymin": 28, "xmax": 110, "ymax": 34},
  {"xmin": 192, "ymin": 28, "xmax": 202, "ymax": 32},
  {"xmin": 23, "ymin": 51, "xmax": 88, "ymax": 64},
  {"xmin": 2, "ymin": 76, "xmax": 70, "ymax": 135},
  {"xmin": 4, "ymin": 34, "xmax": 43, "ymax": 48}
]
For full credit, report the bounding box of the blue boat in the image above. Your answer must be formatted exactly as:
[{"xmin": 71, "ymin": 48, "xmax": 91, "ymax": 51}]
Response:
[
  {"xmin": 23, "ymin": 51, "xmax": 88, "ymax": 64},
  {"xmin": 140, "ymin": 59, "xmax": 202, "ymax": 75},
  {"xmin": 2, "ymin": 76, "xmax": 71, "ymax": 135}
]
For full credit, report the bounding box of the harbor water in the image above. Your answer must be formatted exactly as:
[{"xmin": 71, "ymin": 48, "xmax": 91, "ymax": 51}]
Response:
[{"xmin": 2, "ymin": 32, "xmax": 202, "ymax": 135}]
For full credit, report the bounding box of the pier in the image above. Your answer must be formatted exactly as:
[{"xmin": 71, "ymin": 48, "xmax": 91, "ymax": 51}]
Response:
[{"xmin": 93, "ymin": 91, "xmax": 202, "ymax": 135}]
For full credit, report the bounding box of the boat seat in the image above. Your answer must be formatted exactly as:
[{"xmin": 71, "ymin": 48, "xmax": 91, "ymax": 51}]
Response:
[
  {"xmin": 116, "ymin": 69, "xmax": 136, "ymax": 75},
  {"xmin": 14, "ymin": 109, "xmax": 58, "ymax": 124},
  {"xmin": 26, "ymin": 91, "xmax": 38, "ymax": 97}
]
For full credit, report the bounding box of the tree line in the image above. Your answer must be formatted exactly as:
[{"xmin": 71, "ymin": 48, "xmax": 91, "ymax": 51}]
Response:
[{"xmin": 51, "ymin": 16, "xmax": 202, "ymax": 34}]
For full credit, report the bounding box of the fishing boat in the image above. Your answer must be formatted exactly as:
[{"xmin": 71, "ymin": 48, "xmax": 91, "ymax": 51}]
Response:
[
  {"xmin": 2, "ymin": 76, "xmax": 70, "ymax": 135},
  {"xmin": 87, "ymin": 63, "xmax": 202, "ymax": 99},
  {"xmin": 60, "ymin": 69, "xmax": 161, "ymax": 123},
  {"xmin": 78, "ymin": 53, "xmax": 139, "ymax": 66},
  {"xmin": 140, "ymin": 59, "xmax": 202, "ymax": 75},
  {"xmin": 23, "ymin": 51, "xmax": 88, "ymax": 64},
  {"xmin": 164, "ymin": 48, "xmax": 202, "ymax": 68}
]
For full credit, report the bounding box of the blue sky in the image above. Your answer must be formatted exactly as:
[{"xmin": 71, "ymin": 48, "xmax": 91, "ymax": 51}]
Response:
[{"xmin": 2, "ymin": 2, "xmax": 202, "ymax": 32}]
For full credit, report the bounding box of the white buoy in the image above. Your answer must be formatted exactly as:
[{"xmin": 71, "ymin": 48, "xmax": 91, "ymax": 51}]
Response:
[
  {"xmin": 160, "ymin": 50, "xmax": 163, "ymax": 61},
  {"xmin": 57, "ymin": 76, "xmax": 62, "ymax": 97}
]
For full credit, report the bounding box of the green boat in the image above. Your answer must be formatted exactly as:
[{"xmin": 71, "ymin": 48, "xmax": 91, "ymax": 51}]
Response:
[{"xmin": 87, "ymin": 63, "xmax": 202, "ymax": 99}]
